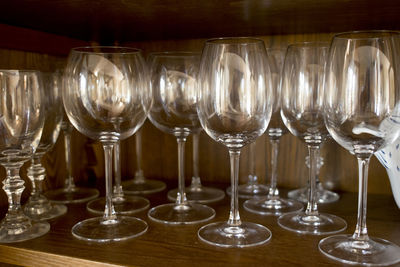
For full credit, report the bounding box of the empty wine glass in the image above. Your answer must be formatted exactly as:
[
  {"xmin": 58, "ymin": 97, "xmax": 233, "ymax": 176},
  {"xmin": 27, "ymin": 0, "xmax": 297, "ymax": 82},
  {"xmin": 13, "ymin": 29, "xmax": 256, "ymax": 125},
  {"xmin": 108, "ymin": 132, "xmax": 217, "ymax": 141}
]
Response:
[
  {"xmin": 226, "ymin": 141, "xmax": 269, "ymax": 198},
  {"xmin": 122, "ymin": 128, "xmax": 166, "ymax": 194},
  {"xmin": 147, "ymin": 52, "xmax": 215, "ymax": 224},
  {"xmin": 197, "ymin": 37, "xmax": 273, "ymax": 247},
  {"xmin": 288, "ymin": 151, "xmax": 339, "ymax": 204},
  {"xmin": 86, "ymin": 140, "xmax": 150, "ymax": 214},
  {"xmin": 278, "ymin": 42, "xmax": 347, "ymax": 235},
  {"xmin": 167, "ymin": 129, "xmax": 225, "ymax": 203},
  {"xmin": 319, "ymin": 31, "xmax": 400, "ymax": 266},
  {"xmin": 244, "ymin": 48, "xmax": 303, "ymax": 216},
  {"xmin": 24, "ymin": 72, "xmax": 67, "ymax": 221},
  {"xmin": 64, "ymin": 46, "xmax": 150, "ymax": 242},
  {"xmin": 44, "ymin": 116, "xmax": 100, "ymax": 204},
  {"xmin": 0, "ymin": 70, "xmax": 49, "ymax": 243}
]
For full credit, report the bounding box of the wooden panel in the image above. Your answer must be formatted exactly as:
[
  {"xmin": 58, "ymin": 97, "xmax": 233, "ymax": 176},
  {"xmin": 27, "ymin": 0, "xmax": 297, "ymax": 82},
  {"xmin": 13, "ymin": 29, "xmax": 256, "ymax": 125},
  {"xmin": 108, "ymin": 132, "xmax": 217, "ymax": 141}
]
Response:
[{"xmin": 1, "ymin": 0, "xmax": 400, "ymax": 44}]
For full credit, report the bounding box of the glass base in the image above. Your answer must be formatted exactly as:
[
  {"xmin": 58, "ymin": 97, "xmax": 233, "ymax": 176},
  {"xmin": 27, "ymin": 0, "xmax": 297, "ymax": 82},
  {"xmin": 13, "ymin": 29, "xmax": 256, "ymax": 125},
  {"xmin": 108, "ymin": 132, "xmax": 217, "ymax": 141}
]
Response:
[
  {"xmin": 148, "ymin": 203, "xmax": 215, "ymax": 225},
  {"xmin": 86, "ymin": 196, "xmax": 150, "ymax": 215},
  {"xmin": 0, "ymin": 217, "xmax": 50, "ymax": 243},
  {"xmin": 122, "ymin": 179, "xmax": 166, "ymax": 195},
  {"xmin": 244, "ymin": 196, "xmax": 303, "ymax": 216},
  {"xmin": 24, "ymin": 201, "xmax": 67, "ymax": 221},
  {"xmin": 71, "ymin": 216, "xmax": 148, "ymax": 242},
  {"xmin": 44, "ymin": 187, "xmax": 99, "ymax": 204},
  {"xmin": 198, "ymin": 221, "xmax": 272, "ymax": 248},
  {"xmin": 167, "ymin": 186, "xmax": 225, "ymax": 204},
  {"xmin": 288, "ymin": 187, "xmax": 340, "ymax": 204},
  {"xmin": 278, "ymin": 211, "xmax": 347, "ymax": 235},
  {"xmin": 319, "ymin": 234, "xmax": 400, "ymax": 266},
  {"xmin": 226, "ymin": 183, "xmax": 269, "ymax": 199}
]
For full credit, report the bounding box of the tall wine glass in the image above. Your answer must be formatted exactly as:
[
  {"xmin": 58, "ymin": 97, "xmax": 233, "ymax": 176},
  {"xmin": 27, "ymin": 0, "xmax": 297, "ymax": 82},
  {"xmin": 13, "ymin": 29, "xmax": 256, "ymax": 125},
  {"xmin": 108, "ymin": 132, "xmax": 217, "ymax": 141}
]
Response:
[
  {"xmin": 278, "ymin": 42, "xmax": 347, "ymax": 235},
  {"xmin": 319, "ymin": 31, "xmax": 400, "ymax": 265},
  {"xmin": 64, "ymin": 46, "xmax": 149, "ymax": 242},
  {"xmin": 167, "ymin": 129, "xmax": 225, "ymax": 203},
  {"xmin": 147, "ymin": 52, "xmax": 215, "ymax": 224},
  {"xmin": 44, "ymin": 116, "xmax": 100, "ymax": 204},
  {"xmin": 226, "ymin": 140, "xmax": 269, "ymax": 198},
  {"xmin": 86, "ymin": 139, "xmax": 150, "ymax": 214},
  {"xmin": 244, "ymin": 48, "xmax": 303, "ymax": 216},
  {"xmin": 24, "ymin": 72, "xmax": 67, "ymax": 221},
  {"xmin": 197, "ymin": 37, "xmax": 273, "ymax": 247},
  {"xmin": 122, "ymin": 128, "xmax": 166, "ymax": 194},
  {"xmin": 0, "ymin": 70, "xmax": 49, "ymax": 243}
]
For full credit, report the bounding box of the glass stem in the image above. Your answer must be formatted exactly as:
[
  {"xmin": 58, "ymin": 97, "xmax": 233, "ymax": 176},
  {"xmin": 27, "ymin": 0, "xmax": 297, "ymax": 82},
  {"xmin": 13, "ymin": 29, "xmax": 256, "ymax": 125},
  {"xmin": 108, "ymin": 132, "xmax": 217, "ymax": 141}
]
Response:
[
  {"xmin": 352, "ymin": 156, "xmax": 370, "ymax": 241},
  {"xmin": 248, "ymin": 142, "xmax": 257, "ymax": 185},
  {"xmin": 268, "ymin": 138, "xmax": 280, "ymax": 198},
  {"xmin": 305, "ymin": 145, "xmax": 320, "ymax": 216},
  {"xmin": 134, "ymin": 130, "xmax": 145, "ymax": 184},
  {"xmin": 63, "ymin": 129, "xmax": 75, "ymax": 191},
  {"xmin": 102, "ymin": 143, "xmax": 117, "ymax": 222},
  {"xmin": 228, "ymin": 149, "xmax": 242, "ymax": 227},
  {"xmin": 28, "ymin": 155, "xmax": 46, "ymax": 199},
  {"xmin": 175, "ymin": 137, "xmax": 188, "ymax": 205},
  {"xmin": 113, "ymin": 141, "xmax": 124, "ymax": 199},
  {"xmin": 3, "ymin": 166, "xmax": 25, "ymax": 221},
  {"xmin": 191, "ymin": 132, "xmax": 201, "ymax": 188}
]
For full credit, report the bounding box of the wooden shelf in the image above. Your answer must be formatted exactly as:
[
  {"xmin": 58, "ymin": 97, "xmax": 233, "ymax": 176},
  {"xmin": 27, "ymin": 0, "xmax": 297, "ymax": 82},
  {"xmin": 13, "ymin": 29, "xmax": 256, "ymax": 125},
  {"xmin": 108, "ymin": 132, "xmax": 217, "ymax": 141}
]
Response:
[{"xmin": 1, "ymin": 183, "xmax": 399, "ymax": 266}]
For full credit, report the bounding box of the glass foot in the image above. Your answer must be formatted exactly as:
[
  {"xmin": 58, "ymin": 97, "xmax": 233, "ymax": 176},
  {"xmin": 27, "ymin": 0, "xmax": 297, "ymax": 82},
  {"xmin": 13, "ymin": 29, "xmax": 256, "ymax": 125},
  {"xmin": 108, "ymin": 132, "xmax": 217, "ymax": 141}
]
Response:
[
  {"xmin": 167, "ymin": 186, "xmax": 225, "ymax": 204},
  {"xmin": 226, "ymin": 183, "xmax": 269, "ymax": 199},
  {"xmin": 198, "ymin": 221, "xmax": 272, "ymax": 248},
  {"xmin": 278, "ymin": 211, "xmax": 347, "ymax": 235},
  {"xmin": 148, "ymin": 203, "xmax": 215, "ymax": 225},
  {"xmin": 288, "ymin": 187, "xmax": 340, "ymax": 204},
  {"xmin": 0, "ymin": 218, "xmax": 50, "ymax": 243},
  {"xmin": 71, "ymin": 216, "xmax": 148, "ymax": 242},
  {"xmin": 319, "ymin": 234, "xmax": 400, "ymax": 266},
  {"xmin": 24, "ymin": 201, "xmax": 67, "ymax": 221},
  {"xmin": 123, "ymin": 179, "xmax": 166, "ymax": 195},
  {"xmin": 244, "ymin": 196, "xmax": 303, "ymax": 216},
  {"xmin": 44, "ymin": 187, "xmax": 99, "ymax": 204},
  {"xmin": 86, "ymin": 196, "xmax": 150, "ymax": 215}
]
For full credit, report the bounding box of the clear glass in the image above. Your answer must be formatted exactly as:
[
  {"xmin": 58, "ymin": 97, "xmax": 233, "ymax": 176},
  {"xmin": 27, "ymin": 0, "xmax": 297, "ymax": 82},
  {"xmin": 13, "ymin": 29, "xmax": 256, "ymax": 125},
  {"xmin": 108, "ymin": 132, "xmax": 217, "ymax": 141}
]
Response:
[
  {"xmin": 167, "ymin": 130, "xmax": 225, "ymax": 203},
  {"xmin": 319, "ymin": 31, "xmax": 400, "ymax": 265},
  {"xmin": 0, "ymin": 70, "xmax": 49, "ymax": 243},
  {"xmin": 278, "ymin": 42, "xmax": 347, "ymax": 235},
  {"xmin": 44, "ymin": 117, "xmax": 100, "ymax": 204},
  {"xmin": 288, "ymin": 152, "xmax": 339, "ymax": 204},
  {"xmin": 64, "ymin": 46, "xmax": 150, "ymax": 242},
  {"xmin": 147, "ymin": 52, "xmax": 215, "ymax": 224},
  {"xmin": 244, "ymin": 48, "xmax": 303, "ymax": 216},
  {"xmin": 226, "ymin": 141, "xmax": 269, "ymax": 198},
  {"xmin": 122, "ymin": 128, "xmax": 166, "ymax": 194},
  {"xmin": 24, "ymin": 72, "xmax": 67, "ymax": 221},
  {"xmin": 197, "ymin": 37, "xmax": 273, "ymax": 247},
  {"xmin": 86, "ymin": 140, "xmax": 150, "ymax": 214}
]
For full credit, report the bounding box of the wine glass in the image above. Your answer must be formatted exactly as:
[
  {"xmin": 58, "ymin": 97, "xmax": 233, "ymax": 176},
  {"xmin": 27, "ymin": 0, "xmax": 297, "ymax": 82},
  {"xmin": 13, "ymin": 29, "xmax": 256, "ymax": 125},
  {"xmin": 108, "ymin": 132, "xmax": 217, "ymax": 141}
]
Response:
[
  {"xmin": 147, "ymin": 52, "xmax": 215, "ymax": 224},
  {"xmin": 244, "ymin": 48, "xmax": 303, "ymax": 216},
  {"xmin": 319, "ymin": 31, "xmax": 400, "ymax": 265},
  {"xmin": 122, "ymin": 128, "xmax": 166, "ymax": 194},
  {"xmin": 167, "ymin": 129, "xmax": 225, "ymax": 203},
  {"xmin": 288, "ymin": 151, "xmax": 340, "ymax": 204},
  {"xmin": 197, "ymin": 37, "xmax": 273, "ymax": 247},
  {"xmin": 278, "ymin": 42, "xmax": 347, "ymax": 235},
  {"xmin": 64, "ymin": 46, "xmax": 149, "ymax": 242},
  {"xmin": 0, "ymin": 70, "xmax": 50, "ymax": 243},
  {"xmin": 226, "ymin": 141, "xmax": 269, "ymax": 198},
  {"xmin": 24, "ymin": 72, "xmax": 68, "ymax": 221},
  {"xmin": 44, "ymin": 116, "xmax": 100, "ymax": 204},
  {"xmin": 86, "ymin": 139, "xmax": 150, "ymax": 214}
]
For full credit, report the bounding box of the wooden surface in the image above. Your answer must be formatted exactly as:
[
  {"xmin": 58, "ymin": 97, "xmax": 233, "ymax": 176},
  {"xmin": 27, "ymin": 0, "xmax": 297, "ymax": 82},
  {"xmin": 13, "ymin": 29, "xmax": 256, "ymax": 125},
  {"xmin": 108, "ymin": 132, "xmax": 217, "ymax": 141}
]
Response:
[
  {"xmin": 0, "ymin": 183, "xmax": 399, "ymax": 267},
  {"xmin": 1, "ymin": 0, "xmax": 400, "ymax": 44}
]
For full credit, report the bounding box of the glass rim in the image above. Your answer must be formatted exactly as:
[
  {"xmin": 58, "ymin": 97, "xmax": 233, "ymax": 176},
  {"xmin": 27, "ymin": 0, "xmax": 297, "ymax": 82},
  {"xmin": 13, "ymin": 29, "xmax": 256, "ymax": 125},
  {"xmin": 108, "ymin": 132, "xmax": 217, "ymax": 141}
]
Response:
[
  {"xmin": 287, "ymin": 41, "xmax": 330, "ymax": 49},
  {"xmin": 205, "ymin": 37, "xmax": 265, "ymax": 45},
  {"xmin": 0, "ymin": 69, "xmax": 40, "ymax": 74},
  {"xmin": 147, "ymin": 51, "xmax": 200, "ymax": 58},
  {"xmin": 333, "ymin": 30, "xmax": 400, "ymax": 40},
  {"xmin": 70, "ymin": 46, "xmax": 142, "ymax": 54}
]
